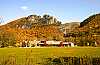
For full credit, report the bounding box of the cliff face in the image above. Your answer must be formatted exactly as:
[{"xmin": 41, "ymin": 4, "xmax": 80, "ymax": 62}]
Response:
[{"xmin": 3, "ymin": 14, "xmax": 61, "ymax": 29}]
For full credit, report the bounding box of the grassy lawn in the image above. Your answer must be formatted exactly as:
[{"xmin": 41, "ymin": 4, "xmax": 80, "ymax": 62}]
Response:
[{"xmin": 0, "ymin": 47, "xmax": 100, "ymax": 65}]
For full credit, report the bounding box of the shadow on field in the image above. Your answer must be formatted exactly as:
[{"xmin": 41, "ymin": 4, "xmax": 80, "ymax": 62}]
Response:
[
  {"xmin": 0, "ymin": 55, "xmax": 16, "ymax": 65},
  {"xmin": 38, "ymin": 56, "xmax": 100, "ymax": 65},
  {"xmin": 0, "ymin": 55, "xmax": 100, "ymax": 65}
]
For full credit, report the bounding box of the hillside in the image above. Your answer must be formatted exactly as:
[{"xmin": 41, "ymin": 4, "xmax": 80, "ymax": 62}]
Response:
[
  {"xmin": 1, "ymin": 13, "xmax": 100, "ymax": 47},
  {"xmin": 80, "ymin": 14, "xmax": 100, "ymax": 28},
  {"xmin": 60, "ymin": 22, "xmax": 80, "ymax": 33},
  {"xmin": 79, "ymin": 13, "xmax": 100, "ymax": 46},
  {"xmin": 0, "ymin": 14, "xmax": 64, "ymax": 47},
  {"xmin": 80, "ymin": 13, "xmax": 100, "ymax": 36}
]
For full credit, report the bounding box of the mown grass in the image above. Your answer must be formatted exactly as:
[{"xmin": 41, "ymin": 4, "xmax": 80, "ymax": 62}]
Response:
[{"xmin": 0, "ymin": 47, "xmax": 100, "ymax": 65}]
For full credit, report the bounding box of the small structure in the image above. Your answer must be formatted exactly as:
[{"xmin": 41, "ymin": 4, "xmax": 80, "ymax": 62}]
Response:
[
  {"xmin": 46, "ymin": 41, "xmax": 62, "ymax": 47},
  {"xmin": 20, "ymin": 40, "xmax": 75, "ymax": 47},
  {"xmin": 38, "ymin": 40, "xmax": 47, "ymax": 46},
  {"xmin": 37, "ymin": 41, "xmax": 75, "ymax": 47},
  {"xmin": 61, "ymin": 42, "xmax": 75, "ymax": 47}
]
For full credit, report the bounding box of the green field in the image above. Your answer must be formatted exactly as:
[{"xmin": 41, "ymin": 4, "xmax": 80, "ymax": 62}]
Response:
[{"xmin": 0, "ymin": 47, "xmax": 100, "ymax": 65}]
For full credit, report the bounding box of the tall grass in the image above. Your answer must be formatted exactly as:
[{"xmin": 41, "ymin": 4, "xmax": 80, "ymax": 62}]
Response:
[
  {"xmin": 0, "ymin": 54, "xmax": 100, "ymax": 65},
  {"xmin": 42, "ymin": 56, "xmax": 100, "ymax": 65},
  {"xmin": 0, "ymin": 55, "xmax": 16, "ymax": 65}
]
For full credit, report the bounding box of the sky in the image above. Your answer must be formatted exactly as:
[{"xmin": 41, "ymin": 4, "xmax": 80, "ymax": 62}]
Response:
[{"xmin": 0, "ymin": 0, "xmax": 100, "ymax": 24}]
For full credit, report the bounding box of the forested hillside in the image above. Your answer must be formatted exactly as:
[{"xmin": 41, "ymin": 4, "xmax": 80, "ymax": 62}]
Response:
[
  {"xmin": 0, "ymin": 14, "xmax": 63, "ymax": 47},
  {"xmin": 0, "ymin": 13, "xmax": 100, "ymax": 47},
  {"xmin": 79, "ymin": 13, "xmax": 100, "ymax": 46}
]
